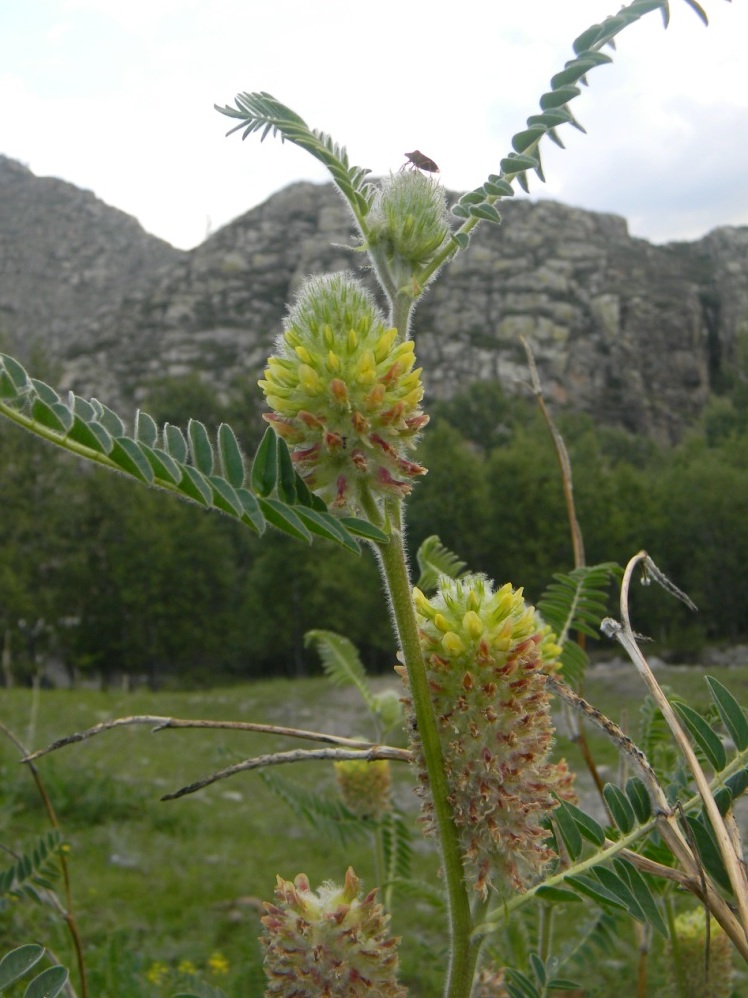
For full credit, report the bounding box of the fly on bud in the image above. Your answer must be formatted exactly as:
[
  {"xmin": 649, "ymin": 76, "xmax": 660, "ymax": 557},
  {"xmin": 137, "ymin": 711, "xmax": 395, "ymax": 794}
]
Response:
[{"xmin": 402, "ymin": 150, "xmax": 440, "ymax": 173}]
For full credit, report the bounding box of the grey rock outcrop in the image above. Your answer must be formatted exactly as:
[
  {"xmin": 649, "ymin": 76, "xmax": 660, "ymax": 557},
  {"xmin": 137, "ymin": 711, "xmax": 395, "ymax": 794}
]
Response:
[
  {"xmin": 2, "ymin": 157, "xmax": 746, "ymax": 442},
  {"xmin": 0, "ymin": 155, "xmax": 183, "ymax": 357}
]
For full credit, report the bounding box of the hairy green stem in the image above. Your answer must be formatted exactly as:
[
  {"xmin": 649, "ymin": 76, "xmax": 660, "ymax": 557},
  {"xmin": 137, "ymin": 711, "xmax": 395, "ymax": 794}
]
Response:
[{"xmin": 375, "ymin": 507, "xmax": 475, "ymax": 998}]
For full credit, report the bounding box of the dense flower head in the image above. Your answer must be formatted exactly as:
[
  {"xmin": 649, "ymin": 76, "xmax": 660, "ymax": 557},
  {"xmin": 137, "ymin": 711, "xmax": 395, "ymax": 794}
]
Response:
[
  {"xmin": 259, "ymin": 272, "xmax": 428, "ymax": 514},
  {"xmin": 261, "ymin": 866, "xmax": 405, "ymax": 997},
  {"xmin": 334, "ymin": 758, "xmax": 392, "ymax": 820},
  {"xmin": 400, "ymin": 573, "xmax": 575, "ymax": 898},
  {"xmin": 368, "ymin": 170, "xmax": 451, "ymax": 280}
]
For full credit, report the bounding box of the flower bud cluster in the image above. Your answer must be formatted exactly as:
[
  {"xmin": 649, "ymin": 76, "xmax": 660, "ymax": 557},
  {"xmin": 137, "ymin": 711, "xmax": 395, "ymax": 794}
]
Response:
[
  {"xmin": 259, "ymin": 272, "xmax": 428, "ymax": 514},
  {"xmin": 400, "ymin": 574, "xmax": 575, "ymax": 898},
  {"xmin": 261, "ymin": 866, "xmax": 405, "ymax": 996},
  {"xmin": 367, "ymin": 170, "xmax": 451, "ymax": 292},
  {"xmin": 334, "ymin": 759, "xmax": 392, "ymax": 820}
]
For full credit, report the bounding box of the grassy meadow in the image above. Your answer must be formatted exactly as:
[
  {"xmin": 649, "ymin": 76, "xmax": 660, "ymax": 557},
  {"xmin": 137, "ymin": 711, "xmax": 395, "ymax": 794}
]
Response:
[{"xmin": 1, "ymin": 662, "xmax": 747, "ymax": 996}]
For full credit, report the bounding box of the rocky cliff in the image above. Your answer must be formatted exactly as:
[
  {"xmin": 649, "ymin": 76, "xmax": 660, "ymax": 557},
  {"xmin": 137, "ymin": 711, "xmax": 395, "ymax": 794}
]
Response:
[
  {"xmin": 2, "ymin": 157, "xmax": 746, "ymax": 443},
  {"xmin": 0, "ymin": 155, "xmax": 183, "ymax": 357}
]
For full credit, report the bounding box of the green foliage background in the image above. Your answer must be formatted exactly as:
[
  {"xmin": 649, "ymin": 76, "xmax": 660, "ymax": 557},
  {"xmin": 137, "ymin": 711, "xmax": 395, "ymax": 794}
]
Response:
[{"xmin": 2, "ymin": 362, "xmax": 748, "ymax": 686}]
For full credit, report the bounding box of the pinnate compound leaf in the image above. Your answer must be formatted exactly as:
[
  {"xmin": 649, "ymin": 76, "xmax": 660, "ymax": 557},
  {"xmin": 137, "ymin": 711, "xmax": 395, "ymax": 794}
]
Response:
[
  {"xmin": 671, "ymin": 700, "xmax": 726, "ymax": 772},
  {"xmin": 216, "ymin": 92, "xmax": 373, "ymax": 226},
  {"xmin": 22, "ymin": 965, "xmax": 69, "ymax": 998},
  {"xmin": 259, "ymin": 771, "xmax": 366, "ymax": 845},
  {"xmin": 538, "ymin": 562, "xmax": 617, "ymax": 685},
  {"xmin": 415, "ymin": 535, "xmax": 467, "ymax": 591},
  {"xmin": 0, "ymin": 945, "xmax": 44, "ymax": 989},
  {"xmin": 706, "ymin": 675, "xmax": 748, "ymax": 750},
  {"xmin": 305, "ymin": 630, "xmax": 373, "ymax": 707}
]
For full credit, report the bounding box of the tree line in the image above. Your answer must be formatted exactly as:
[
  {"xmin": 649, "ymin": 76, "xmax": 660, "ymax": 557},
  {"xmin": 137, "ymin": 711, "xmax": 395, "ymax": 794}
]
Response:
[{"xmin": 1, "ymin": 360, "xmax": 747, "ymax": 688}]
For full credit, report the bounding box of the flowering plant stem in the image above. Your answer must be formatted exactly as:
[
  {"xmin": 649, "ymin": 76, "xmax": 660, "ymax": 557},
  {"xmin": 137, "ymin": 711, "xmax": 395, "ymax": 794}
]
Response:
[{"xmin": 374, "ymin": 501, "xmax": 479, "ymax": 998}]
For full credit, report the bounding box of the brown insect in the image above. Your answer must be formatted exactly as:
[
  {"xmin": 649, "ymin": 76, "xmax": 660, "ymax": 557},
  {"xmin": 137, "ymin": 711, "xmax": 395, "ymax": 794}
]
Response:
[{"xmin": 402, "ymin": 150, "xmax": 440, "ymax": 174}]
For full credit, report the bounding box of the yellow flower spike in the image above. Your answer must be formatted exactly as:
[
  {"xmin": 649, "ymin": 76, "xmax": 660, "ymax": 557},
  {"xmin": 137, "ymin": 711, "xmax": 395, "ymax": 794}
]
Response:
[
  {"xmin": 260, "ymin": 272, "xmax": 427, "ymax": 514},
  {"xmin": 463, "ymin": 610, "xmax": 484, "ymax": 639},
  {"xmin": 401, "ymin": 573, "xmax": 576, "ymax": 901},
  {"xmin": 442, "ymin": 631, "xmax": 465, "ymax": 656}
]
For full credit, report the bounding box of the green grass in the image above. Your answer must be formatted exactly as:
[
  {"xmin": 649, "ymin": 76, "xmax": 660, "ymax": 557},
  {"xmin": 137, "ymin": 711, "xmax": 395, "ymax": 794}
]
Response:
[
  {"xmin": 0, "ymin": 679, "xmax": 443, "ymax": 996},
  {"xmin": 1, "ymin": 665, "xmax": 747, "ymax": 996}
]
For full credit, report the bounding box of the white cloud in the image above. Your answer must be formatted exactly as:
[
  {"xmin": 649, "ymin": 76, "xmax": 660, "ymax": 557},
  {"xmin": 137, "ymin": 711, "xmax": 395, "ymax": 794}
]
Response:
[{"xmin": 1, "ymin": 0, "xmax": 746, "ymax": 247}]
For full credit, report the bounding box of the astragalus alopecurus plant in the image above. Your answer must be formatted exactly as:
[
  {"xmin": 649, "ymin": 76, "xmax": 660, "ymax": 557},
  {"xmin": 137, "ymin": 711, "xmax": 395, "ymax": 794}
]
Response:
[{"xmin": 1, "ymin": 2, "xmax": 746, "ymax": 996}]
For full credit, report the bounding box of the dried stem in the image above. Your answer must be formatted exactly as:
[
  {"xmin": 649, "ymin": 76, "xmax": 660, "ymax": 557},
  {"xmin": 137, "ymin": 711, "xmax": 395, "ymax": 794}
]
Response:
[
  {"xmin": 161, "ymin": 745, "xmax": 410, "ymax": 800},
  {"xmin": 22, "ymin": 715, "xmax": 380, "ymax": 763},
  {"xmin": 520, "ymin": 335, "xmax": 584, "ymax": 567}
]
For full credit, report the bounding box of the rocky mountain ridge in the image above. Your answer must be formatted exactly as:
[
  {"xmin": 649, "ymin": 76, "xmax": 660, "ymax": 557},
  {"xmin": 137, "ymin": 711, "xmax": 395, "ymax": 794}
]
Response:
[{"xmin": 2, "ymin": 155, "xmax": 747, "ymax": 443}]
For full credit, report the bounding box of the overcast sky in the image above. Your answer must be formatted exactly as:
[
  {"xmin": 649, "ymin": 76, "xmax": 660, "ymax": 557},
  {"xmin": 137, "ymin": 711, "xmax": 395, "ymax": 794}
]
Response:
[{"xmin": 1, "ymin": 0, "xmax": 746, "ymax": 250}]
